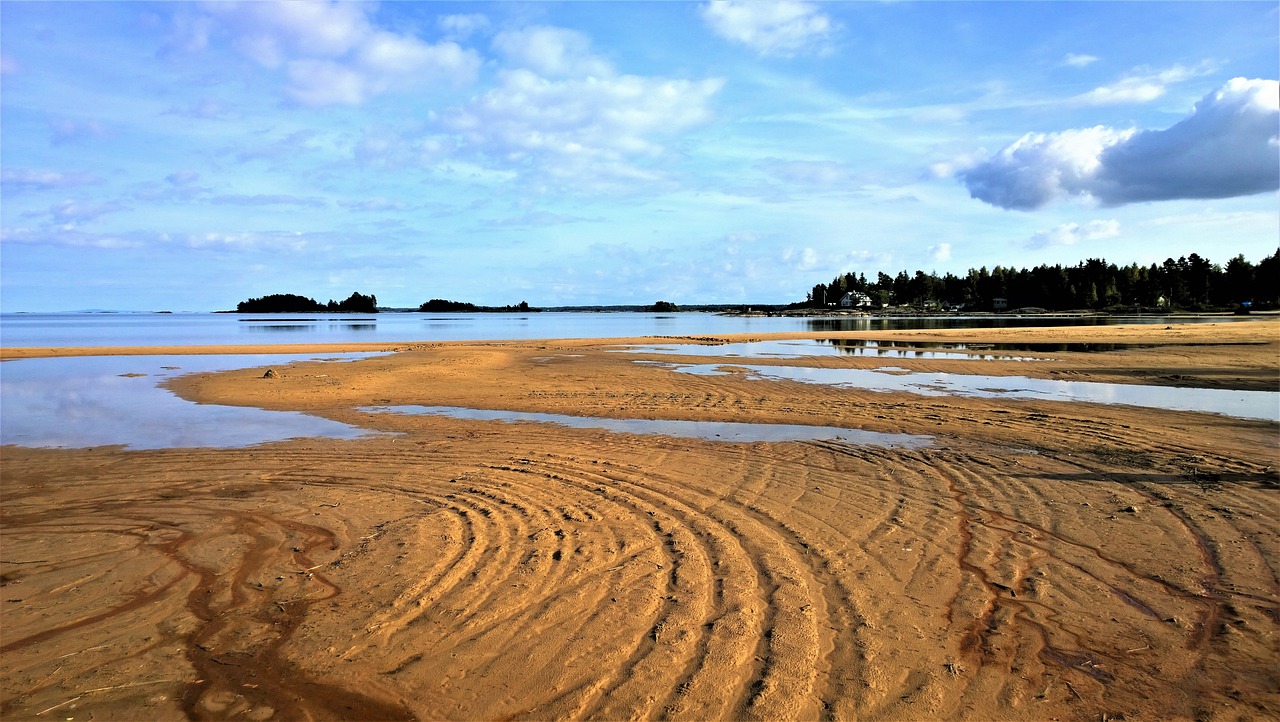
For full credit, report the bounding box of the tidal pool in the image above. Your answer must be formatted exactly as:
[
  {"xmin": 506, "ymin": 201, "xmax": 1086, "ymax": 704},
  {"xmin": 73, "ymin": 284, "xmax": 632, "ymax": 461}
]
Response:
[
  {"xmin": 663, "ymin": 363, "xmax": 1279, "ymax": 422},
  {"xmin": 617, "ymin": 339, "xmax": 1037, "ymax": 361},
  {"xmin": 0, "ymin": 354, "xmax": 385, "ymax": 449},
  {"xmin": 359, "ymin": 405, "xmax": 933, "ymax": 448}
]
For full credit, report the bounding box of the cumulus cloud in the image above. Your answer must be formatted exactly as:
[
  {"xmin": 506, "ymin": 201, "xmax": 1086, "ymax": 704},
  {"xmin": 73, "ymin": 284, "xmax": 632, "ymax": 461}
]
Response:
[
  {"xmin": 492, "ymin": 26, "xmax": 610, "ymax": 78},
  {"xmin": 701, "ymin": 0, "xmax": 836, "ymax": 57},
  {"xmin": 928, "ymin": 243, "xmax": 952, "ymax": 262},
  {"xmin": 958, "ymin": 78, "xmax": 1279, "ymax": 209},
  {"xmin": 194, "ymin": 1, "xmax": 480, "ymax": 106},
  {"xmin": 437, "ymin": 29, "xmax": 724, "ymax": 190},
  {"xmin": 438, "ymin": 14, "xmax": 490, "ymax": 41},
  {"xmin": 1025, "ymin": 219, "xmax": 1120, "ymax": 249}
]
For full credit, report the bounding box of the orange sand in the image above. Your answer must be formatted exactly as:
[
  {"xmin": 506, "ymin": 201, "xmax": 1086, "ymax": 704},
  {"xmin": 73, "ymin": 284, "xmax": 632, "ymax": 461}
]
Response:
[{"xmin": 2, "ymin": 319, "xmax": 1277, "ymax": 720}]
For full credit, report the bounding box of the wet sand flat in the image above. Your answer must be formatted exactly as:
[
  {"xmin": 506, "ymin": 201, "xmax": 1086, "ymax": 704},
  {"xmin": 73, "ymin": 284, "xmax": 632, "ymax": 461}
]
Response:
[{"xmin": 2, "ymin": 320, "xmax": 1278, "ymax": 721}]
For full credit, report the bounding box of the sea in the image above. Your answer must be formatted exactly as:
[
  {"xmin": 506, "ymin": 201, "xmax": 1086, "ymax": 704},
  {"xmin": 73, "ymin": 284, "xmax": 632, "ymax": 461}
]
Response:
[
  {"xmin": 0, "ymin": 311, "xmax": 1243, "ymax": 348},
  {"xmin": 0, "ymin": 312, "xmax": 1271, "ymax": 450}
]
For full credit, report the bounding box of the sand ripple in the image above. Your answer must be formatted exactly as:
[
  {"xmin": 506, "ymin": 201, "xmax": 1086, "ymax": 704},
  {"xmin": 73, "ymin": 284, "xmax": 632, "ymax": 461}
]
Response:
[{"xmin": 3, "ymin": 323, "xmax": 1277, "ymax": 720}]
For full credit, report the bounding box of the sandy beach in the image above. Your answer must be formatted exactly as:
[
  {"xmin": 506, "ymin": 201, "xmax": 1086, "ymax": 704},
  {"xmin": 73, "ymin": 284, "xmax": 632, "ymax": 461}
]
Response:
[{"xmin": 2, "ymin": 319, "xmax": 1277, "ymax": 721}]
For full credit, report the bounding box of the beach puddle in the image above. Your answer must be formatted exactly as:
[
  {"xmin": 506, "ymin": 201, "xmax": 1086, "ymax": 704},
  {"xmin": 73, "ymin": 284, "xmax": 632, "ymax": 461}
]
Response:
[
  {"xmin": 0, "ymin": 354, "xmax": 386, "ymax": 449},
  {"xmin": 359, "ymin": 404, "xmax": 933, "ymax": 448},
  {"xmin": 662, "ymin": 363, "xmax": 1279, "ymax": 422},
  {"xmin": 619, "ymin": 339, "xmax": 1267, "ymax": 361},
  {"xmin": 617, "ymin": 339, "xmax": 1038, "ymax": 360}
]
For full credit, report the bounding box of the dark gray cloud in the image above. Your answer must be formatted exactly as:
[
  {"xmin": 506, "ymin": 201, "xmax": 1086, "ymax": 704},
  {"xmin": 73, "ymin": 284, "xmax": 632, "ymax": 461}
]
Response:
[{"xmin": 959, "ymin": 78, "xmax": 1279, "ymax": 210}]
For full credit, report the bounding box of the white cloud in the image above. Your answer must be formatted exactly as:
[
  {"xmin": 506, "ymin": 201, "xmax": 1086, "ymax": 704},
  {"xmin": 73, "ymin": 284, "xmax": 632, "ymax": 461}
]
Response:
[
  {"xmin": 195, "ymin": 1, "xmax": 480, "ymax": 106},
  {"xmin": 757, "ymin": 159, "xmax": 854, "ymax": 187},
  {"xmin": 338, "ymin": 197, "xmax": 408, "ymax": 212},
  {"xmin": 1062, "ymin": 53, "xmax": 1099, "ymax": 68},
  {"xmin": 1072, "ymin": 64, "xmax": 1206, "ymax": 106},
  {"xmin": 205, "ymin": 0, "xmax": 368, "ymax": 67},
  {"xmin": 0, "ymin": 227, "xmax": 143, "ymax": 249},
  {"xmin": 166, "ymin": 170, "xmax": 200, "ymax": 187},
  {"xmin": 438, "ymin": 14, "xmax": 490, "ymax": 41},
  {"xmin": 49, "ymin": 118, "xmax": 108, "ymax": 145},
  {"xmin": 47, "ymin": 199, "xmax": 126, "ymax": 223},
  {"xmin": 208, "ymin": 194, "xmax": 327, "ymax": 208},
  {"xmin": 1, "ymin": 168, "xmax": 103, "ymax": 191},
  {"xmin": 185, "ymin": 230, "xmax": 309, "ymax": 252},
  {"xmin": 929, "ymin": 242, "xmax": 952, "ymax": 262},
  {"xmin": 438, "ymin": 61, "xmax": 724, "ymax": 188},
  {"xmin": 492, "ymin": 26, "xmax": 611, "ymax": 78},
  {"xmin": 780, "ymin": 245, "xmax": 877, "ymax": 274},
  {"xmin": 957, "ymin": 78, "xmax": 1279, "ymax": 209},
  {"xmin": 959, "ymin": 125, "xmax": 1135, "ymax": 210},
  {"xmin": 1026, "ymin": 219, "xmax": 1120, "ymax": 249},
  {"xmin": 701, "ymin": 0, "xmax": 836, "ymax": 57}
]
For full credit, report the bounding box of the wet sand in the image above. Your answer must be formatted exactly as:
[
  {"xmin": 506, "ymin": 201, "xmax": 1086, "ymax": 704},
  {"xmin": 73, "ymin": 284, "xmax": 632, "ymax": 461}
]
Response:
[{"xmin": 2, "ymin": 320, "xmax": 1277, "ymax": 721}]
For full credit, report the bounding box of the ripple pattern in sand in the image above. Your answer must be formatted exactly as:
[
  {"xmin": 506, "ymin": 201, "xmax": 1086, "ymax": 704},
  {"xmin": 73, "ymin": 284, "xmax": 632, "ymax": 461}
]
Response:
[{"xmin": 3, "ymin": 401, "xmax": 1277, "ymax": 720}]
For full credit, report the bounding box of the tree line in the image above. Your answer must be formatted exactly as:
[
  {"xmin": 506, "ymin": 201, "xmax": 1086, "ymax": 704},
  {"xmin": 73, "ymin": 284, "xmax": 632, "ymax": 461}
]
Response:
[
  {"xmin": 804, "ymin": 250, "xmax": 1279, "ymax": 312},
  {"xmin": 236, "ymin": 291, "xmax": 378, "ymax": 313},
  {"xmin": 418, "ymin": 299, "xmax": 535, "ymax": 312}
]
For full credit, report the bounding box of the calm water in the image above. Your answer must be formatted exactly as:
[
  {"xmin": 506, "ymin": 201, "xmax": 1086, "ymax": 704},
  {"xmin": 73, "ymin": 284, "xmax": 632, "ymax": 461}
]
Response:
[
  {"xmin": 0, "ymin": 354, "xmax": 384, "ymax": 449},
  {"xmin": 2, "ymin": 313, "xmax": 1271, "ymax": 451},
  {"xmin": 663, "ymin": 362, "xmax": 1279, "ymax": 422},
  {"xmin": 616, "ymin": 339, "xmax": 1040, "ymax": 361},
  {"xmin": 0, "ymin": 311, "xmax": 1243, "ymax": 348}
]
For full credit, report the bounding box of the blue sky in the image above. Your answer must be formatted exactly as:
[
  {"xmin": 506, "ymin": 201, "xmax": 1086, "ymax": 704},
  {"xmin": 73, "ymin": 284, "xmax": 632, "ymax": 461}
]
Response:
[{"xmin": 2, "ymin": 1, "xmax": 1277, "ymax": 311}]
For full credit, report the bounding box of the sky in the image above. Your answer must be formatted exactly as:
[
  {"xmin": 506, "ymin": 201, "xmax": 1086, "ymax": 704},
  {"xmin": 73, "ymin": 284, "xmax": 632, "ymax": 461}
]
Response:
[{"xmin": 1, "ymin": 1, "xmax": 1277, "ymax": 312}]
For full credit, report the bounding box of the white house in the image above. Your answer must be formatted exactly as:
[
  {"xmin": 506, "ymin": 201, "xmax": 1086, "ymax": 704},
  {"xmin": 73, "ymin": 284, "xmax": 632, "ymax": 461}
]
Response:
[{"xmin": 839, "ymin": 291, "xmax": 873, "ymax": 308}]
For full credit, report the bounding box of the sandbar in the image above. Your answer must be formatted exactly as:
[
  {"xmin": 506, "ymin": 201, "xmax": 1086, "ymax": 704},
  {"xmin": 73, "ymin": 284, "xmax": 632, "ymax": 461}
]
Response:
[{"xmin": 2, "ymin": 319, "xmax": 1277, "ymax": 720}]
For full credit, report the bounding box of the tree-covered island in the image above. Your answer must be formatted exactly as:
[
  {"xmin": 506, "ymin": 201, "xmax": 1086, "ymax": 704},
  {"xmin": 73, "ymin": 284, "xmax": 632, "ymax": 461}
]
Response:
[
  {"xmin": 235, "ymin": 291, "xmax": 378, "ymax": 313},
  {"xmin": 418, "ymin": 300, "xmax": 537, "ymax": 312}
]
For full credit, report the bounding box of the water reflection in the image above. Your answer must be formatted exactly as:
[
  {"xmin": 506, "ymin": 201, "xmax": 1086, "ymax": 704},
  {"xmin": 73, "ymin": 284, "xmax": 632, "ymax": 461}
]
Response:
[
  {"xmin": 618, "ymin": 340, "xmax": 1035, "ymax": 361},
  {"xmin": 240, "ymin": 319, "xmax": 377, "ymax": 334},
  {"xmin": 803, "ymin": 316, "xmax": 1170, "ymax": 332},
  {"xmin": 662, "ymin": 363, "xmax": 1278, "ymax": 422},
  {"xmin": 1, "ymin": 354, "xmax": 385, "ymax": 449},
  {"xmin": 828, "ymin": 339, "xmax": 1265, "ymax": 354},
  {"xmin": 2, "ymin": 311, "xmax": 1247, "ymax": 348},
  {"xmin": 360, "ymin": 405, "xmax": 932, "ymax": 448},
  {"xmin": 243, "ymin": 324, "xmax": 314, "ymax": 333}
]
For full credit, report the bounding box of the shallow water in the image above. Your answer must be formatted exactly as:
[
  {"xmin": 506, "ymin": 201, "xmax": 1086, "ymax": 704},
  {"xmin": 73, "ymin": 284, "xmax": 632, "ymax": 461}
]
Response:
[
  {"xmin": 619, "ymin": 338, "xmax": 1267, "ymax": 360},
  {"xmin": 359, "ymin": 404, "xmax": 933, "ymax": 448},
  {"xmin": 0, "ymin": 354, "xmax": 384, "ymax": 449},
  {"xmin": 617, "ymin": 339, "xmax": 1038, "ymax": 361},
  {"xmin": 0, "ymin": 311, "xmax": 1244, "ymax": 348},
  {"xmin": 664, "ymin": 363, "xmax": 1279, "ymax": 422}
]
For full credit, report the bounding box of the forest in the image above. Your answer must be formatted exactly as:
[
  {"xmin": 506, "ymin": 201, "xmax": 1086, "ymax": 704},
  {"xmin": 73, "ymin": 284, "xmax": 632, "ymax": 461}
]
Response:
[
  {"xmin": 235, "ymin": 291, "xmax": 378, "ymax": 313},
  {"xmin": 803, "ymin": 250, "xmax": 1279, "ymax": 312},
  {"xmin": 418, "ymin": 299, "xmax": 535, "ymax": 312}
]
